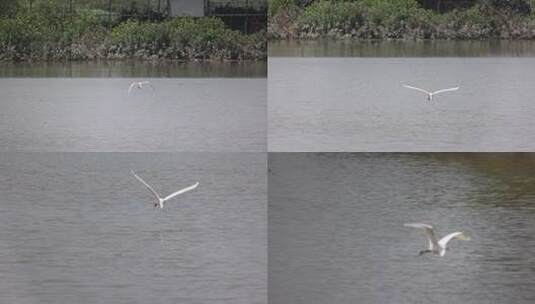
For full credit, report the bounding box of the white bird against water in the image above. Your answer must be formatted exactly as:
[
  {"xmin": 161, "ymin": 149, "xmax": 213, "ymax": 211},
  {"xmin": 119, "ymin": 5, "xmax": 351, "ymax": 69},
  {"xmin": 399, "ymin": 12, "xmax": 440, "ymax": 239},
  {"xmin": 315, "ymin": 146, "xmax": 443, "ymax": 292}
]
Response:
[
  {"xmin": 402, "ymin": 85, "xmax": 459, "ymax": 101},
  {"xmin": 404, "ymin": 223, "xmax": 470, "ymax": 256},
  {"xmin": 128, "ymin": 81, "xmax": 154, "ymax": 95},
  {"xmin": 131, "ymin": 170, "xmax": 199, "ymax": 209}
]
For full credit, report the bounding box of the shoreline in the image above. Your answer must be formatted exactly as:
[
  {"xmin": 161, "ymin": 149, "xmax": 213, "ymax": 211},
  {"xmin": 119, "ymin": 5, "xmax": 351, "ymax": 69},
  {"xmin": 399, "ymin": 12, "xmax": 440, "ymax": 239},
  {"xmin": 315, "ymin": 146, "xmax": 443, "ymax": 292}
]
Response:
[
  {"xmin": 0, "ymin": 45, "xmax": 267, "ymax": 63},
  {"xmin": 0, "ymin": 57, "xmax": 267, "ymax": 63},
  {"xmin": 268, "ymin": 39, "xmax": 535, "ymax": 57},
  {"xmin": 0, "ymin": 60, "xmax": 267, "ymax": 78}
]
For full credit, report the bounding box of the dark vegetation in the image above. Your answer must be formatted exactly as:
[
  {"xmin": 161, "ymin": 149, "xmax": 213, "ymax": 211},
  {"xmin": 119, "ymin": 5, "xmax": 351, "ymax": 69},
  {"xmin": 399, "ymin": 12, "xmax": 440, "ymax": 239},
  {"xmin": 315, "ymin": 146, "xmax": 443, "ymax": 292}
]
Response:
[
  {"xmin": 0, "ymin": 0, "xmax": 266, "ymax": 61},
  {"xmin": 268, "ymin": 0, "xmax": 535, "ymax": 39}
]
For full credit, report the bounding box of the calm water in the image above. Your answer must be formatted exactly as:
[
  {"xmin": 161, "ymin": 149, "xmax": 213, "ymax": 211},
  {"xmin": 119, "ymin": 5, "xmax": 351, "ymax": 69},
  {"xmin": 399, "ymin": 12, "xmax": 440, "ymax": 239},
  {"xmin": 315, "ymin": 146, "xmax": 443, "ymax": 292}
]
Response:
[
  {"xmin": 0, "ymin": 78, "xmax": 266, "ymax": 151},
  {"xmin": 0, "ymin": 152, "xmax": 266, "ymax": 304},
  {"xmin": 269, "ymin": 153, "xmax": 535, "ymax": 304},
  {"xmin": 269, "ymin": 40, "xmax": 535, "ymax": 57},
  {"xmin": 269, "ymin": 57, "xmax": 535, "ymax": 151},
  {"xmin": 0, "ymin": 61, "xmax": 266, "ymax": 78}
]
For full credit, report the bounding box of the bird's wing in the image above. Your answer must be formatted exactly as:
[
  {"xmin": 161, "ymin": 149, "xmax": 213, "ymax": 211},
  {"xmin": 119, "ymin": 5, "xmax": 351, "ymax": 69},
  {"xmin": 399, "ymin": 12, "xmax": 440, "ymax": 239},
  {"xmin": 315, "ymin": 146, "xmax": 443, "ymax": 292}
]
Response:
[
  {"xmin": 402, "ymin": 85, "xmax": 430, "ymax": 95},
  {"xmin": 438, "ymin": 231, "xmax": 470, "ymax": 248},
  {"xmin": 404, "ymin": 223, "xmax": 439, "ymax": 250},
  {"xmin": 131, "ymin": 170, "xmax": 161, "ymax": 201},
  {"xmin": 128, "ymin": 82, "xmax": 137, "ymax": 94},
  {"xmin": 140, "ymin": 81, "xmax": 155, "ymax": 90},
  {"xmin": 163, "ymin": 182, "xmax": 199, "ymax": 202},
  {"xmin": 432, "ymin": 87, "xmax": 459, "ymax": 95}
]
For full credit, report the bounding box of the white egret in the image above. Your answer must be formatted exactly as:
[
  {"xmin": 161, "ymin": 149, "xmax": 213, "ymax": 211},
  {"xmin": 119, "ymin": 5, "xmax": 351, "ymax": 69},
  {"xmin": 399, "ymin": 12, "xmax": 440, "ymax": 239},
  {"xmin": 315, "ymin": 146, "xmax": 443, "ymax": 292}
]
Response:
[
  {"xmin": 404, "ymin": 223, "xmax": 470, "ymax": 256},
  {"xmin": 131, "ymin": 170, "xmax": 199, "ymax": 209},
  {"xmin": 402, "ymin": 85, "xmax": 459, "ymax": 101},
  {"xmin": 128, "ymin": 81, "xmax": 154, "ymax": 95}
]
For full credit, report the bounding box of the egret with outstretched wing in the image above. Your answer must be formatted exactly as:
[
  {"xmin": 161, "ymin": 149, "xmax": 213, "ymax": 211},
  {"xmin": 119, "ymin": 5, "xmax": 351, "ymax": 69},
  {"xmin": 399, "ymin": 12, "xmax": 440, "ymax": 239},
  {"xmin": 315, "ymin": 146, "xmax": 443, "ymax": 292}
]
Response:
[
  {"xmin": 128, "ymin": 81, "xmax": 154, "ymax": 95},
  {"xmin": 403, "ymin": 85, "xmax": 459, "ymax": 101},
  {"xmin": 404, "ymin": 223, "xmax": 470, "ymax": 256},
  {"xmin": 131, "ymin": 170, "xmax": 199, "ymax": 208}
]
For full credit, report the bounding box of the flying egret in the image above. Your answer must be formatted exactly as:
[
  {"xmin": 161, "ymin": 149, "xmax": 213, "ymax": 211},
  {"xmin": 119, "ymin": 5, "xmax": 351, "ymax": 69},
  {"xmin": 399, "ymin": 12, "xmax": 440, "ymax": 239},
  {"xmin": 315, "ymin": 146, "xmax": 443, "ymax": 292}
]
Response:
[
  {"xmin": 404, "ymin": 223, "xmax": 470, "ymax": 256},
  {"xmin": 402, "ymin": 85, "xmax": 459, "ymax": 101},
  {"xmin": 128, "ymin": 81, "xmax": 154, "ymax": 95},
  {"xmin": 131, "ymin": 170, "xmax": 199, "ymax": 209}
]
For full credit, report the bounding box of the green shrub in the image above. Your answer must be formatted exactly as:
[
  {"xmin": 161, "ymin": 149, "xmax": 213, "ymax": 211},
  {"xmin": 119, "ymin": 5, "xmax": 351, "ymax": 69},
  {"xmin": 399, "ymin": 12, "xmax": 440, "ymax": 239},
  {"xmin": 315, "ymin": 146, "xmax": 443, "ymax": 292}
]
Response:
[
  {"xmin": 298, "ymin": 1, "xmax": 365, "ymax": 30},
  {"xmin": 107, "ymin": 17, "xmax": 265, "ymax": 60},
  {"xmin": 0, "ymin": 1, "xmax": 266, "ymax": 61},
  {"xmin": 270, "ymin": 0, "xmax": 535, "ymax": 39},
  {"xmin": 269, "ymin": 0, "xmax": 299, "ymax": 16},
  {"xmin": 295, "ymin": 0, "xmax": 427, "ymax": 37},
  {"xmin": 437, "ymin": 5, "xmax": 499, "ymax": 39},
  {"xmin": 0, "ymin": 1, "xmax": 108, "ymax": 60},
  {"xmin": 110, "ymin": 19, "xmax": 169, "ymax": 53},
  {"xmin": 167, "ymin": 17, "xmax": 263, "ymax": 60}
]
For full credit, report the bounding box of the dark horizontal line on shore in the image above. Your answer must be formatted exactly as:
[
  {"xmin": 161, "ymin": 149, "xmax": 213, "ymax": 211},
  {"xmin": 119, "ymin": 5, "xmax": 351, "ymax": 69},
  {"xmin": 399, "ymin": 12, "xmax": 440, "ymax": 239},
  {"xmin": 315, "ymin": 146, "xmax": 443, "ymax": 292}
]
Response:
[
  {"xmin": 0, "ymin": 61, "xmax": 267, "ymax": 78},
  {"xmin": 268, "ymin": 40, "xmax": 535, "ymax": 58}
]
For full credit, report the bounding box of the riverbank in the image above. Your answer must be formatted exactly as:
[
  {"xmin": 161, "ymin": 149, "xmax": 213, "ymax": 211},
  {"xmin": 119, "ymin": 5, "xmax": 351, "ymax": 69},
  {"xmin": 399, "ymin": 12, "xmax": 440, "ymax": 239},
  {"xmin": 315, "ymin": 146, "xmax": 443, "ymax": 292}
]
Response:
[
  {"xmin": 0, "ymin": 61, "xmax": 267, "ymax": 78},
  {"xmin": 268, "ymin": 1, "xmax": 535, "ymax": 40},
  {"xmin": 0, "ymin": 13, "xmax": 266, "ymax": 62},
  {"xmin": 268, "ymin": 39, "xmax": 535, "ymax": 57}
]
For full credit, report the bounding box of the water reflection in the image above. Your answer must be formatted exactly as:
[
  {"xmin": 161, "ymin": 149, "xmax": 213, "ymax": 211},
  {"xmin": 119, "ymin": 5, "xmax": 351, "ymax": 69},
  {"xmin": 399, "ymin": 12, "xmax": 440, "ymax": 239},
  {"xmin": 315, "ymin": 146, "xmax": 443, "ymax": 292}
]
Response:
[
  {"xmin": 432, "ymin": 153, "xmax": 535, "ymax": 207},
  {"xmin": 0, "ymin": 61, "xmax": 266, "ymax": 78},
  {"xmin": 269, "ymin": 40, "xmax": 535, "ymax": 57}
]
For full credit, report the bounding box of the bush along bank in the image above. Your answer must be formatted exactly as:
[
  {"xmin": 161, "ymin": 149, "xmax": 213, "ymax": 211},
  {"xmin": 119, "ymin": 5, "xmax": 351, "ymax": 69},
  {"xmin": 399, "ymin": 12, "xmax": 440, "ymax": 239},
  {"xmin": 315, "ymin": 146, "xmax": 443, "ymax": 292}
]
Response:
[
  {"xmin": 0, "ymin": 12, "xmax": 266, "ymax": 62},
  {"xmin": 268, "ymin": 0, "xmax": 535, "ymax": 40}
]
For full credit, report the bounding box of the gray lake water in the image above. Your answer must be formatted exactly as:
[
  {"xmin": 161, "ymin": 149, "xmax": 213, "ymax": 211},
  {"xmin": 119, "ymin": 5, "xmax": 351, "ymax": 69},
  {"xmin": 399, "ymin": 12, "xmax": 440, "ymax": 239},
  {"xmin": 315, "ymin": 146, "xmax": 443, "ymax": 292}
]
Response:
[
  {"xmin": 0, "ymin": 152, "xmax": 266, "ymax": 304},
  {"xmin": 0, "ymin": 78, "xmax": 266, "ymax": 152},
  {"xmin": 269, "ymin": 40, "xmax": 535, "ymax": 57},
  {"xmin": 269, "ymin": 153, "xmax": 535, "ymax": 304},
  {"xmin": 0, "ymin": 61, "xmax": 267, "ymax": 78},
  {"xmin": 269, "ymin": 57, "xmax": 535, "ymax": 151}
]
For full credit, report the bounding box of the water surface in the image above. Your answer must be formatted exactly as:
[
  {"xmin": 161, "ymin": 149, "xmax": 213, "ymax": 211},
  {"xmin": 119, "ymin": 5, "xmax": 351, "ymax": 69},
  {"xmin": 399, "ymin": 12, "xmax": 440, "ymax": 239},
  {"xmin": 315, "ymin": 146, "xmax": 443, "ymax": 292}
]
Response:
[
  {"xmin": 0, "ymin": 61, "xmax": 266, "ymax": 78},
  {"xmin": 269, "ymin": 153, "xmax": 535, "ymax": 304},
  {"xmin": 269, "ymin": 40, "xmax": 535, "ymax": 57},
  {"xmin": 0, "ymin": 152, "xmax": 266, "ymax": 304},
  {"xmin": 269, "ymin": 57, "xmax": 535, "ymax": 151},
  {"xmin": 1, "ymin": 78, "xmax": 266, "ymax": 151}
]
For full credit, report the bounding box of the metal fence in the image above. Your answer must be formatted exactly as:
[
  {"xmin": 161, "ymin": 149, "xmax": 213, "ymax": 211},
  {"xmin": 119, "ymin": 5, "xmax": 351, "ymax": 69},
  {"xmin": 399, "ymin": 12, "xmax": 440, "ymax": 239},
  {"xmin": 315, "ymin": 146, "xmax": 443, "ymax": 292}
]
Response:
[
  {"xmin": 19, "ymin": 0, "xmax": 266, "ymax": 32},
  {"xmin": 208, "ymin": 0, "xmax": 267, "ymax": 15},
  {"xmin": 26, "ymin": 0, "xmax": 267, "ymax": 18},
  {"xmin": 22, "ymin": 0, "xmax": 171, "ymax": 24},
  {"xmin": 53, "ymin": 0, "xmax": 167, "ymax": 13},
  {"xmin": 205, "ymin": 0, "xmax": 267, "ymax": 33}
]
